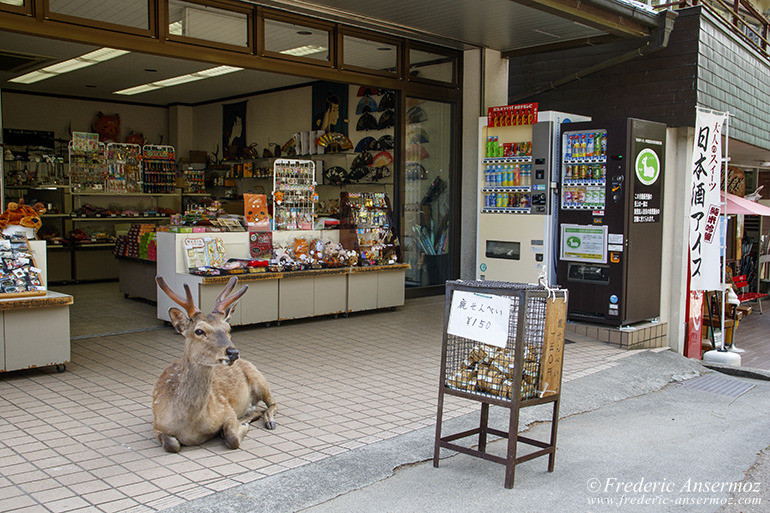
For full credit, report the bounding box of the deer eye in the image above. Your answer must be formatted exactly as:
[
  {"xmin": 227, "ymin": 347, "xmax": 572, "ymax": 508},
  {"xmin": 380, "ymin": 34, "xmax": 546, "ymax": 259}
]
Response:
[{"xmin": 194, "ymin": 328, "xmax": 205, "ymax": 336}]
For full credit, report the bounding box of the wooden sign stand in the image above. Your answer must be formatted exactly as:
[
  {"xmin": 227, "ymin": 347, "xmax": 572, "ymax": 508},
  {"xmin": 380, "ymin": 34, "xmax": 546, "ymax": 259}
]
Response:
[{"xmin": 433, "ymin": 280, "xmax": 567, "ymax": 489}]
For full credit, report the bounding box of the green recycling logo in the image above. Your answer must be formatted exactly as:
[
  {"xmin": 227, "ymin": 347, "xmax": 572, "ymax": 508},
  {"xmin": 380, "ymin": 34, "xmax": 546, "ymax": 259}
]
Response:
[
  {"xmin": 635, "ymin": 148, "xmax": 660, "ymax": 186},
  {"xmin": 566, "ymin": 236, "xmax": 581, "ymax": 249}
]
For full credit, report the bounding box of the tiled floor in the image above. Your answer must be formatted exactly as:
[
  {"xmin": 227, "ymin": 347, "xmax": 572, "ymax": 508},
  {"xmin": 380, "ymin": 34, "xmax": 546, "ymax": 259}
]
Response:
[
  {"xmin": 728, "ymin": 306, "xmax": 770, "ymax": 370},
  {"xmin": 1, "ymin": 293, "xmax": 648, "ymax": 513},
  {"xmin": 54, "ymin": 282, "xmax": 163, "ymax": 339}
]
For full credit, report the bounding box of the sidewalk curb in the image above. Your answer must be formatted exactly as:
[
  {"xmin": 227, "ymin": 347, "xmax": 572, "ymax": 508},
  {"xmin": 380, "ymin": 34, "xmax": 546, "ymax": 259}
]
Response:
[{"xmin": 702, "ymin": 362, "xmax": 770, "ymax": 381}]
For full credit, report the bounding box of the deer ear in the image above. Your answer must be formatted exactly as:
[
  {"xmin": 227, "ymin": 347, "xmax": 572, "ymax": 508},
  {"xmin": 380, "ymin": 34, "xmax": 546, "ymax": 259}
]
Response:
[
  {"xmin": 224, "ymin": 304, "xmax": 237, "ymax": 322},
  {"xmin": 169, "ymin": 308, "xmax": 191, "ymax": 334}
]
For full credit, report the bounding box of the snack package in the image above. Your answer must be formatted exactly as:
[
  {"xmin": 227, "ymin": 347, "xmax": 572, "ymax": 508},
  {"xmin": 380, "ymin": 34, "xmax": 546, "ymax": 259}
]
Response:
[{"xmin": 244, "ymin": 194, "xmax": 270, "ymax": 230}]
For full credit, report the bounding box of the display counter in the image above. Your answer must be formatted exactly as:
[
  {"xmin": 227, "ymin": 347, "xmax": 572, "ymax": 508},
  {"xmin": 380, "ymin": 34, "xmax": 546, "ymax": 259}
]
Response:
[
  {"xmin": 156, "ymin": 232, "xmax": 407, "ymax": 326},
  {"xmin": 0, "ymin": 240, "xmax": 72, "ymax": 373},
  {"xmin": 116, "ymin": 255, "xmax": 157, "ymax": 302}
]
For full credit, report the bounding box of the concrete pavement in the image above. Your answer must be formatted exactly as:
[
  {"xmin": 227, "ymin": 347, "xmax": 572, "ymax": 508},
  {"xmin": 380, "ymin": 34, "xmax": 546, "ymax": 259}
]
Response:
[{"xmin": 166, "ymin": 350, "xmax": 770, "ymax": 513}]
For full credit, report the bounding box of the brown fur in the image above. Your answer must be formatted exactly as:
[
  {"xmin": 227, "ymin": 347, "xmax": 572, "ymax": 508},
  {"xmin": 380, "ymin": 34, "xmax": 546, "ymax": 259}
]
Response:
[{"xmin": 153, "ymin": 283, "xmax": 277, "ymax": 452}]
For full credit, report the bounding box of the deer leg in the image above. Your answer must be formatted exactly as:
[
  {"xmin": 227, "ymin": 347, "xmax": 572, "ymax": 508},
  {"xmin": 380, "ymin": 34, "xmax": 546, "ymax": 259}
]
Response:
[
  {"xmin": 159, "ymin": 433, "xmax": 181, "ymax": 453},
  {"xmin": 260, "ymin": 389, "xmax": 278, "ymax": 431},
  {"xmin": 222, "ymin": 413, "xmax": 249, "ymax": 450}
]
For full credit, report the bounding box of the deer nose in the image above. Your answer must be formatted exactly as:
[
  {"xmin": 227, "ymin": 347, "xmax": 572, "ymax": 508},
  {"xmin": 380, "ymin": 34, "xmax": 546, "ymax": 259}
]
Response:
[{"xmin": 225, "ymin": 347, "xmax": 239, "ymax": 362}]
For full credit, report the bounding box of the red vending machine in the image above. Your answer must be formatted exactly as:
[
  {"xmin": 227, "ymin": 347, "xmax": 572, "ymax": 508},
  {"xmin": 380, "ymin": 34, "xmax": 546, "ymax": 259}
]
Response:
[{"xmin": 556, "ymin": 118, "xmax": 666, "ymax": 325}]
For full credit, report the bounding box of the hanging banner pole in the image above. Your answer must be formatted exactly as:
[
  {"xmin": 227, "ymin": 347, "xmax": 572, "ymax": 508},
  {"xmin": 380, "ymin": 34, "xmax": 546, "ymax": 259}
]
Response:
[{"xmin": 721, "ymin": 113, "xmax": 730, "ymax": 348}]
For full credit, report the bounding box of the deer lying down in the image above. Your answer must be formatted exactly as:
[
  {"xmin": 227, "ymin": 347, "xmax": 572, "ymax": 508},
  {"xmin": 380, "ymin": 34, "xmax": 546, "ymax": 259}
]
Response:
[{"xmin": 153, "ymin": 276, "xmax": 277, "ymax": 452}]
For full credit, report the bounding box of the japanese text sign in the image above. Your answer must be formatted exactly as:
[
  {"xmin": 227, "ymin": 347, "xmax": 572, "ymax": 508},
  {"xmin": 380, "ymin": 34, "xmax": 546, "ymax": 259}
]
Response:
[
  {"xmin": 689, "ymin": 109, "xmax": 727, "ymax": 291},
  {"xmin": 447, "ymin": 290, "xmax": 511, "ymax": 348}
]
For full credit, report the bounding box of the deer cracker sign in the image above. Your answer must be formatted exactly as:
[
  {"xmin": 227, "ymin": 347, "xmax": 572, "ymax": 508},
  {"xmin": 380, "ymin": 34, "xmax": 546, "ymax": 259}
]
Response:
[{"xmin": 153, "ymin": 276, "xmax": 277, "ymax": 452}]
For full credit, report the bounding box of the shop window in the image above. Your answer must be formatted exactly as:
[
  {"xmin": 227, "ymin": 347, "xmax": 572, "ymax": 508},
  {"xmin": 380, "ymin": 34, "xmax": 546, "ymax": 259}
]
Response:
[
  {"xmin": 404, "ymin": 98, "xmax": 454, "ymax": 287},
  {"xmin": 48, "ymin": 0, "xmax": 150, "ymax": 30},
  {"xmin": 409, "ymin": 48, "xmax": 456, "ymax": 85},
  {"xmin": 168, "ymin": 0, "xmax": 249, "ymax": 49},
  {"xmin": 263, "ymin": 18, "xmax": 330, "ymax": 63},
  {"xmin": 343, "ymin": 34, "xmax": 398, "ymax": 74}
]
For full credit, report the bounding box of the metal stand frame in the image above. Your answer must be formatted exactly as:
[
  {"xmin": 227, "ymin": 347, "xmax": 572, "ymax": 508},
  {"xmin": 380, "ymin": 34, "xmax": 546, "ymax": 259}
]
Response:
[{"xmin": 433, "ymin": 280, "xmax": 567, "ymax": 489}]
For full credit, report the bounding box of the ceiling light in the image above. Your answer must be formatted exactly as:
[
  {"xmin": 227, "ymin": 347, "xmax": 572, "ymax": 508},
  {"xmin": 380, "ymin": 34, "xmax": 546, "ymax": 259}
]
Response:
[
  {"xmin": 144, "ymin": 68, "xmax": 158, "ymax": 72},
  {"xmin": 297, "ymin": 30, "xmax": 313, "ymax": 35},
  {"xmin": 169, "ymin": 21, "xmax": 183, "ymax": 35},
  {"xmin": 377, "ymin": 47, "xmax": 392, "ymax": 51},
  {"xmin": 9, "ymin": 47, "xmax": 129, "ymax": 84},
  {"xmin": 113, "ymin": 65, "xmax": 243, "ymax": 95},
  {"xmin": 280, "ymin": 45, "xmax": 326, "ymax": 57}
]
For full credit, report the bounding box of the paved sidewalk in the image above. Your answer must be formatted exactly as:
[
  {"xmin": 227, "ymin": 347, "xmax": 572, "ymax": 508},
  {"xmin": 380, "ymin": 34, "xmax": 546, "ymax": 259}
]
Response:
[
  {"xmin": 167, "ymin": 350, "xmax": 770, "ymax": 513},
  {"xmin": 0, "ymin": 295, "xmax": 643, "ymax": 513}
]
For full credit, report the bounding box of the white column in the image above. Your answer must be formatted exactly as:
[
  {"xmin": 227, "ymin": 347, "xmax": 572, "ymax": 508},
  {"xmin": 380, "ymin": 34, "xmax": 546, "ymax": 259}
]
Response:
[
  {"xmin": 168, "ymin": 105, "xmax": 194, "ymax": 158},
  {"xmin": 661, "ymin": 126, "xmax": 694, "ymax": 353},
  {"xmin": 460, "ymin": 48, "xmax": 509, "ymax": 280}
]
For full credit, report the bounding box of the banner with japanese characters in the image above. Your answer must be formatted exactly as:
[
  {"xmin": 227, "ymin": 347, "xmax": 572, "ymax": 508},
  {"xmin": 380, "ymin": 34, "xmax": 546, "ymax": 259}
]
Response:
[{"xmin": 689, "ymin": 109, "xmax": 727, "ymax": 291}]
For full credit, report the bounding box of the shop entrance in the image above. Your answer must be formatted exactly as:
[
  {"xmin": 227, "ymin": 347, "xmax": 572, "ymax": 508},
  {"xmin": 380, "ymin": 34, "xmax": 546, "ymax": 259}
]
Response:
[{"xmin": 0, "ymin": 22, "xmax": 461, "ymax": 335}]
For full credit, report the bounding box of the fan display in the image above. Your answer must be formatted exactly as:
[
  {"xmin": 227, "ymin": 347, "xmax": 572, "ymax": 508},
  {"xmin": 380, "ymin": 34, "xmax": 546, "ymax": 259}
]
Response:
[
  {"xmin": 371, "ymin": 151, "xmax": 393, "ymax": 168},
  {"xmin": 378, "ymin": 90, "xmax": 395, "ymax": 111},
  {"xmin": 375, "ymin": 135, "xmax": 394, "ymax": 150},
  {"xmin": 323, "ymin": 166, "xmax": 348, "ymax": 185},
  {"xmin": 408, "ymin": 127, "xmax": 430, "ymax": 143},
  {"xmin": 407, "ymin": 162, "xmax": 428, "ymax": 180},
  {"xmin": 356, "ymin": 96, "xmax": 378, "ymax": 114},
  {"xmin": 407, "ymin": 106, "xmax": 428, "ymax": 123},
  {"xmin": 357, "ymin": 86, "xmax": 381, "ymax": 96},
  {"xmin": 315, "ymin": 132, "xmax": 353, "ymax": 153},
  {"xmin": 406, "ymin": 143, "xmax": 430, "ymax": 161},
  {"xmin": 377, "ymin": 110, "xmax": 395, "ymax": 130},
  {"xmin": 355, "ymin": 136, "xmax": 377, "ymax": 153},
  {"xmin": 356, "ymin": 113, "xmax": 379, "ymax": 131}
]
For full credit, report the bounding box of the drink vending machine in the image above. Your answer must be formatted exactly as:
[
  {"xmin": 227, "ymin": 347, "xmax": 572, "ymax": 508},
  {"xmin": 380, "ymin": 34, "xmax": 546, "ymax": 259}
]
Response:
[
  {"xmin": 556, "ymin": 118, "xmax": 666, "ymax": 325},
  {"xmin": 476, "ymin": 107, "xmax": 589, "ymax": 284}
]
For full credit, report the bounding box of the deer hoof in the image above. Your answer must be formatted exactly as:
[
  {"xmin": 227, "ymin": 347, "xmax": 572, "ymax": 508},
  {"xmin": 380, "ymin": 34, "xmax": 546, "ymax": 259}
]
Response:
[
  {"xmin": 160, "ymin": 434, "xmax": 181, "ymax": 453},
  {"xmin": 264, "ymin": 421, "xmax": 276, "ymax": 430}
]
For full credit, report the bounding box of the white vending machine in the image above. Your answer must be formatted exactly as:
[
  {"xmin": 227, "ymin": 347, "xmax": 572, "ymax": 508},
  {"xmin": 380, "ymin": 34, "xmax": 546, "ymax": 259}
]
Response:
[{"xmin": 476, "ymin": 108, "xmax": 590, "ymax": 285}]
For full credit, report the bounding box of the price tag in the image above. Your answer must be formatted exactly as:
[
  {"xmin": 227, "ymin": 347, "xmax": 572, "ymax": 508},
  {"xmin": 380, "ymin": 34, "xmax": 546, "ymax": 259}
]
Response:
[{"xmin": 447, "ymin": 290, "xmax": 511, "ymax": 348}]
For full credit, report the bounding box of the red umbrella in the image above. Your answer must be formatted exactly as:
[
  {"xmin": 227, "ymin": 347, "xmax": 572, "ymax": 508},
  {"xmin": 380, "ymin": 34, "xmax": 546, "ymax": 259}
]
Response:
[{"xmin": 721, "ymin": 191, "xmax": 770, "ymax": 216}]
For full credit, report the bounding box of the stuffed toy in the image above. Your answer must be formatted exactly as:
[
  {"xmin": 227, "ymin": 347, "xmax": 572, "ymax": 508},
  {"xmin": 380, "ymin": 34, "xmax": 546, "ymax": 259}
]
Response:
[
  {"xmin": 0, "ymin": 199, "xmax": 46, "ymax": 232},
  {"xmin": 93, "ymin": 112, "xmax": 120, "ymax": 143}
]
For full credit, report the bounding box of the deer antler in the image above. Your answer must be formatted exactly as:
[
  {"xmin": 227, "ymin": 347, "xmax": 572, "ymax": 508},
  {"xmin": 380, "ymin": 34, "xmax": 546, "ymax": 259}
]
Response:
[
  {"xmin": 156, "ymin": 276, "xmax": 201, "ymax": 318},
  {"xmin": 213, "ymin": 276, "xmax": 248, "ymax": 315}
]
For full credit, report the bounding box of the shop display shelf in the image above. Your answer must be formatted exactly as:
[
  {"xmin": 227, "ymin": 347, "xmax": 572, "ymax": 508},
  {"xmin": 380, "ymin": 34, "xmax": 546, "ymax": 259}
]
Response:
[
  {"xmin": 482, "ymin": 156, "xmax": 532, "ymax": 164},
  {"xmin": 41, "ymin": 213, "xmax": 71, "ymax": 218}
]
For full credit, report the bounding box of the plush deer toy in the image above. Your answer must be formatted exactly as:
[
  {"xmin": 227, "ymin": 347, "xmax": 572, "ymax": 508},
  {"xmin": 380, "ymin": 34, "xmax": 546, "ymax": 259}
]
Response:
[{"xmin": 153, "ymin": 276, "xmax": 277, "ymax": 452}]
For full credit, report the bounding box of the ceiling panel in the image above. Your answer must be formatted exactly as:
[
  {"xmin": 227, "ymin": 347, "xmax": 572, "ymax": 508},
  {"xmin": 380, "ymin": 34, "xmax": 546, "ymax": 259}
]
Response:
[
  {"xmin": 0, "ymin": 32, "xmax": 312, "ymax": 106},
  {"xmin": 256, "ymin": 0, "xmax": 609, "ymax": 51}
]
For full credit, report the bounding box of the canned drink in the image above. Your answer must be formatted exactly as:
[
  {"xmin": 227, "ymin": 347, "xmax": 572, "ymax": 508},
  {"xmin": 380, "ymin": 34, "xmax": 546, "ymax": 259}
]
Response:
[
  {"xmin": 565, "ymin": 136, "xmax": 572, "ymax": 159},
  {"xmin": 564, "ymin": 188, "xmax": 572, "ymax": 207},
  {"xmin": 578, "ymin": 187, "xmax": 586, "ymax": 206}
]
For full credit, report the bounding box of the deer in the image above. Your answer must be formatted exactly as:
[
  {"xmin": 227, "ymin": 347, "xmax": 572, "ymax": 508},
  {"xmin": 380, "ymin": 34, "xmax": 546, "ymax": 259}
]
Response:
[{"xmin": 153, "ymin": 276, "xmax": 277, "ymax": 453}]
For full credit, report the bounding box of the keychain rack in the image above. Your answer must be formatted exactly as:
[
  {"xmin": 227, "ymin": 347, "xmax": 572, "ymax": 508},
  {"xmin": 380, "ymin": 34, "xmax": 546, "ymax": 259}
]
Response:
[
  {"xmin": 434, "ymin": 280, "xmax": 567, "ymax": 489},
  {"xmin": 272, "ymin": 159, "xmax": 315, "ymax": 230},
  {"xmin": 105, "ymin": 142, "xmax": 142, "ymax": 193}
]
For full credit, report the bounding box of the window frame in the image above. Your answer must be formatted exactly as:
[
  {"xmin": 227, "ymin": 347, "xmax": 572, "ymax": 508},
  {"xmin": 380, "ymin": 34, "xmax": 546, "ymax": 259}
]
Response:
[
  {"xmin": 340, "ymin": 27, "xmax": 402, "ymax": 78},
  {"xmin": 258, "ymin": 9, "xmax": 335, "ymax": 68},
  {"xmin": 165, "ymin": 0, "xmax": 253, "ymax": 54},
  {"xmin": 43, "ymin": 0, "xmax": 156, "ymax": 38}
]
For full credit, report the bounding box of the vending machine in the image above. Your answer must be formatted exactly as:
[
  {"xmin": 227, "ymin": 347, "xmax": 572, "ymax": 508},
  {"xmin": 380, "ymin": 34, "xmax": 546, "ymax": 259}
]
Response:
[
  {"xmin": 556, "ymin": 118, "xmax": 666, "ymax": 325},
  {"xmin": 476, "ymin": 107, "xmax": 589, "ymax": 285}
]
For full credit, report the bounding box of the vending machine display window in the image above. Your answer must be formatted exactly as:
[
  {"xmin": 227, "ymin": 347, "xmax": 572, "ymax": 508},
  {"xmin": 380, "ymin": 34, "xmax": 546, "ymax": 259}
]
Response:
[{"xmin": 561, "ymin": 129, "xmax": 607, "ymax": 211}]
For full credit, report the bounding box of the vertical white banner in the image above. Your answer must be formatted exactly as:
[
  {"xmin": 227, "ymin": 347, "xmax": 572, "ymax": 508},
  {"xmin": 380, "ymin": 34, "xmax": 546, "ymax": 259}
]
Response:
[{"xmin": 689, "ymin": 109, "xmax": 727, "ymax": 291}]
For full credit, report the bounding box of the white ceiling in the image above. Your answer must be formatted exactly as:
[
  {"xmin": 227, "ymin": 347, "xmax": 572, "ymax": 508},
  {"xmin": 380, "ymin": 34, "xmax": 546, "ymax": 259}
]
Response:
[{"xmin": 0, "ymin": 32, "xmax": 311, "ymax": 106}]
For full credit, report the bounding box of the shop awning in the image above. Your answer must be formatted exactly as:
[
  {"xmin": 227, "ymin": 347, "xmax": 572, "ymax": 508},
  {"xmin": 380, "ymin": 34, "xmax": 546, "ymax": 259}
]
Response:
[{"xmin": 722, "ymin": 191, "xmax": 770, "ymax": 216}]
